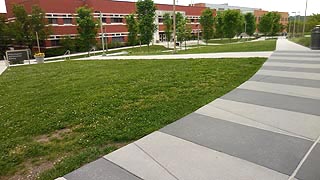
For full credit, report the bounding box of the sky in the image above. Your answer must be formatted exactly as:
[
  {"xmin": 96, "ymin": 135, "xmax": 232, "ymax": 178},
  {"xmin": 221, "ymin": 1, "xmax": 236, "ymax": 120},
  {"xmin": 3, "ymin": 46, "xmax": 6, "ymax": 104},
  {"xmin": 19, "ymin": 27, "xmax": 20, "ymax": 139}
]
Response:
[
  {"xmin": 125, "ymin": 0, "xmax": 320, "ymax": 16},
  {"xmin": 0, "ymin": 0, "xmax": 6, "ymax": 13}
]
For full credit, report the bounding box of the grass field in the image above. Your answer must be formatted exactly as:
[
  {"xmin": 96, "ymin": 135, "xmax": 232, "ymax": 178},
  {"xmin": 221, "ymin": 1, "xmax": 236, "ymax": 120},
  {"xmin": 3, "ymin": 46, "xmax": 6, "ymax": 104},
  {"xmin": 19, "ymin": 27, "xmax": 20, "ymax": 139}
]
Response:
[
  {"xmin": 0, "ymin": 58, "xmax": 266, "ymax": 179},
  {"xmin": 177, "ymin": 40, "xmax": 276, "ymax": 54},
  {"xmin": 207, "ymin": 38, "xmax": 255, "ymax": 44},
  {"xmin": 290, "ymin": 37, "xmax": 311, "ymax": 48}
]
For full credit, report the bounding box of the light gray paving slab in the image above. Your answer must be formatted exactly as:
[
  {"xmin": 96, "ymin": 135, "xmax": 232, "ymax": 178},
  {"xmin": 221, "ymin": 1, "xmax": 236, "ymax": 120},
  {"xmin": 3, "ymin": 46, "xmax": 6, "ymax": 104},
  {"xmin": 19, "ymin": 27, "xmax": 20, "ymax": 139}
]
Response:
[
  {"xmin": 197, "ymin": 99, "xmax": 320, "ymax": 140},
  {"xmin": 64, "ymin": 158, "xmax": 142, "ymax": 180},
  {"xmin": 276, "ymin": 39, "xmax": 311, "ymax": 51},
  {"xmin": 250, "ymin": 75, "xmax": 320, "ymax": 88},
  {"xmin": 269, "ymin": 56, "xmax": 320, "ymax": 61},
  {"xmin": 296, "ymin": 144, "xmax": 320, "ymax": 180},
  {"xmin": 238, "ymin": 81, "xmax": 320, "ymax": 100},
  {"xmin": 160, "ymin": 113, "xmax": 312, "ymax": 176},
  {"xmin": 104, "ymin": 143, "xmax": 177, "ymax": 180},
  {"xmin": 221, "ymin": 88, "xmax": 320, "ymax": 116},
  {"xmin": 268, "ymin": 59, "xmax": 320, "ymax": 64},
  {"xmin": 261, "ymin": 66, "xmax": 320, "ymax": 73},
  {"xmin": 256, "ymin": 70, "xmax": 320, "ymax": 80},
  {"xmin": 134, "ymin": 131, "xmax": 292, "ymax": 180},
  {"xmin": 263, "ymin": 62, "xmax": 320, "ymax": 68},
  {"xmin": 272, "ymin": 53, "xmax": 320, "ymax": 58},
  {"xmin": 0, "ymin": 60, "xmax": 7, "ymax": 75}
]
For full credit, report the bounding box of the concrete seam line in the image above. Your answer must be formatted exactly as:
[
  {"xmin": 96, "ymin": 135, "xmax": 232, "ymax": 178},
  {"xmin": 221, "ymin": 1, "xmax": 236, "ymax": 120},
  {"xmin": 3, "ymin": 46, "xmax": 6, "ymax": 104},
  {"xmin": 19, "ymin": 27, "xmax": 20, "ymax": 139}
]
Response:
[
  {"xmin": 288, "ymin": 135, "xmax": 320, "ymax": 180},
  {"xmin": 133, "ymin": 142, "xmax": 180, "ymax": 180}
]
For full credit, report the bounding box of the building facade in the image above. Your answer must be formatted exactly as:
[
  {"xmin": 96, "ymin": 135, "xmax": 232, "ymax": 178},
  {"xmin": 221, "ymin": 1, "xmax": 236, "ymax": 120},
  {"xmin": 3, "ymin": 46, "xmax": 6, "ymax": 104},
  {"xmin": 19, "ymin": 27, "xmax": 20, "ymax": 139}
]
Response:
[{"xmin": 4, "ymin": 0, "xmax": 208, "ymax": 48}]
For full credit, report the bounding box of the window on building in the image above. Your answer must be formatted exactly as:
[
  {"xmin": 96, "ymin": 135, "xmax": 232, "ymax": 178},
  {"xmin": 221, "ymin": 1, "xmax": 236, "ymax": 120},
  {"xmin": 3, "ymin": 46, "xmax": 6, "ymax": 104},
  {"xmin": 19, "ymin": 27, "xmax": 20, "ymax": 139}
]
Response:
[
  {"xmin": 63, "ymin": 18, "xmax": 72, "ymax": 24},
  {"xmin": 112, "ymin": 36, "xmax": 124, "ymax": 42},
  {"xmin": 111, "ymin": 18, "xmax": 123, "ymax": 23},
  {"xmin": 48, "ymin": 18, "xmax": 58, "ymax": 24},
  {"xmin": 51, "ymin": 39, "xmax": 60, "ymax": 46},
  {"xmin": 158, "ymin": 18, "xmax": 163, "ymax": 23},
  {"xmin": 102, "ymin": 17, "xmax": 107, "ymax": 23},
  {"xmin": 218, "ymin": 8, "xmax": 225, "ymax": 11}
]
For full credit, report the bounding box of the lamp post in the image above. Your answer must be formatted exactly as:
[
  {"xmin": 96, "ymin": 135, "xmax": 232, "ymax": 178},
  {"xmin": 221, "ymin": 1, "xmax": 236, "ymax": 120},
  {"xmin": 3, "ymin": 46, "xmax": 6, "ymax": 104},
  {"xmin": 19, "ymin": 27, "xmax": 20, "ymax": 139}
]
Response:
[
  {"xmin": 292, "ymin": 12, "xmax": 297, "ymax": 38},
  {"xmin": 97, "ymin": 11, "xmax": 106, "ymax": 56},
  {"xmin": 302, "ymin": 0, "xmax": 308, "ymax": 36},
  {"xmin": 173, "ymin": 0, "xmax": 176, "ymax": 53}
]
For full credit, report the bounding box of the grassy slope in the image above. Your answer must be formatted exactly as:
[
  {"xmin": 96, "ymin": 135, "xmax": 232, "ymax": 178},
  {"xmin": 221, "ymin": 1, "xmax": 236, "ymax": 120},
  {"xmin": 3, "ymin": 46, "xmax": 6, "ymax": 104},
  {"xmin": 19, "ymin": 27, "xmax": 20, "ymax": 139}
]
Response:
[
  {"xmin": 178, "ymin": 40, "xmax": 276, "ymax": 54},
  {"xmin": 0, "ymin": 58, "xmax": 266, "ymax": 179},
  {"xmin": 207, "ymin": 38, "xmax": 254, "ymax": 44},
  {"xmin": 290, "ymin": 37, "xmax": 311, "ymax": 48}
]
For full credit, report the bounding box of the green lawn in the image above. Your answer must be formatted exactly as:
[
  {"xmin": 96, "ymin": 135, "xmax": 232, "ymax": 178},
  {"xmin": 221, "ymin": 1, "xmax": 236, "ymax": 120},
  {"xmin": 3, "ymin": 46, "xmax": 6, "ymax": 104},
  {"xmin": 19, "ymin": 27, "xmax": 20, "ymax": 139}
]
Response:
[
  {"xmin": 207, "ymin": 38, "xmax": 255, "ymax": 44},
  {"xmin": 290, "ymin": 37, "xmax": 311, "ymax": 48},
  {"xmin": 178, "ymin": 40, "xmax": 276, "ymax": 54},
  {"xmin": 0, "ymin": 58, "xmax": 266, "ymax": 179}
]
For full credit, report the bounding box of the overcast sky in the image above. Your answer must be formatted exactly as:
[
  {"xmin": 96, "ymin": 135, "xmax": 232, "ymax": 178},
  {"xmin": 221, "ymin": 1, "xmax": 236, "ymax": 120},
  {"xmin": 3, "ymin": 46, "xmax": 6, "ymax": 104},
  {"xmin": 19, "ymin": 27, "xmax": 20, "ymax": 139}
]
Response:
[{"xmin": 1, "ymin": 0, "xmax": 319, "ymax": 15}]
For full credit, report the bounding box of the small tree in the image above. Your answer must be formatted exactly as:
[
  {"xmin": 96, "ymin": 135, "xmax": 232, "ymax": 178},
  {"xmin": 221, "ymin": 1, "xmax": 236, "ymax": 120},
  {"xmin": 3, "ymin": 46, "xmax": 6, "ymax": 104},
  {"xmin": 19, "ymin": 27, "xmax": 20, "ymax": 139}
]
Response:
[
  {"xmin": 136, "ymin": 0, "xmax": 156, "ymax": 50},
  {"xmin": 125, "ymin": 14, "xmax": 138, "ymax": 46},
  {"xmin": 223, "ymin": 10, "xmax": 242, "ymax": 40},
  {"xmin": 0, "ymin": 16, "xmax": 10, "ymax": 58},
  {"xmin": 200, "ymin": 8, "xmax": 214, "ymax": 44},
  {"xmin": 176, "ymin": 16, "xmax": 186, "ymax": 48},
  {"xmin": 60, "ymin": 36, "xmax": 76, "ymax": 52},
  {"xmin": 258, "ymin": 12, "xmax": 281, "ymax": 36},
  {"xmin": 244, "ymin": 13, "xmax": 256, "ymax": 36},
  {"xmin": 76, "ymin": 6, "xmax": 97, "ymax": 55},
  {"xmin": 163, "ymin": 13, "xmax": 172, "ymax": 48},
  {"xmin": 270, "ymin": 12, "xmax": 281, "ymax": 35}
]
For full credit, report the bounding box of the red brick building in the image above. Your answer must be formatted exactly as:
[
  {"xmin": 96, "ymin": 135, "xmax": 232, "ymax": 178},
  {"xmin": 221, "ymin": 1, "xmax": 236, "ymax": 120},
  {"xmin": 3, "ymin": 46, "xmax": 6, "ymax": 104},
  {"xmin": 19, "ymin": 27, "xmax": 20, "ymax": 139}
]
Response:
[{"xmin": 4, "ymin": 0, "xmax": 209, "ymax": 48}]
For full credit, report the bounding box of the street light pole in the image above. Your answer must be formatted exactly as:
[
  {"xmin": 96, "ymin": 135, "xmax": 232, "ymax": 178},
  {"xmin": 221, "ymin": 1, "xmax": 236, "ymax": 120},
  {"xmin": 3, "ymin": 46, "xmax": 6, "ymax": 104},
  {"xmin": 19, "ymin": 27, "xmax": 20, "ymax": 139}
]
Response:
[
  {"xmin": 292, "ymin": 12, "xmax": 297, "ymax": 38},
  {"xmin": 302, "ymin": 0, "xmax": 308, "ymax": 36},
  {"xmin": 173, "ymin": 0, "xmax": 176, "ymax": 54},
  {"xmin": 99, "ymin": 11, "xmax": 106, "ymax": 56}
]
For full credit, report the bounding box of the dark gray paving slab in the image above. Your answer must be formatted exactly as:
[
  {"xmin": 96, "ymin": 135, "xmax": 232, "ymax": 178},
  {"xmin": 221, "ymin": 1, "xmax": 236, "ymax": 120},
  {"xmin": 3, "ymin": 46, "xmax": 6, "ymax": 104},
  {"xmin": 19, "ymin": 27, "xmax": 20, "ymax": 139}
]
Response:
[
  {"xmin": 249, "ymin": 75, "xmax": 320, "ymax": 89},
  {"xmin": 296, "ymin": 144, "xmax": 320, "ymax": 180},
  {"xmin": 275, "ymin": 50, "xmax": 320, "ymax": 55},
  {"xmin": 268, "ymin": 59, "xmax": 320, "ymax": 64},
  {"xmin": 221, "ymin": 89, "xmax": 320, "ymax": 116},
  {"xmin": 64, "ymin": 158, "xmax": 142, "ymax": 180},
  {"xmin": 261, "ymin": 66, "xmax": 320, "ymax": 73},
  {"xmin": 160, "ymin": 113, "xmax": 312, "ymax": 176}
]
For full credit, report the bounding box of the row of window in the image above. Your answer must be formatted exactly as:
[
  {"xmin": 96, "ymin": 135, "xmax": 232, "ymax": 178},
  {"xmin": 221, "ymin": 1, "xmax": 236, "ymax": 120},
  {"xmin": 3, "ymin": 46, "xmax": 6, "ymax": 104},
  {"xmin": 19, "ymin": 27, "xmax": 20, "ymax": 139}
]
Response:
[{"xmin": 47, "ymin": 17, "xmax": 123, "ymax": 25}]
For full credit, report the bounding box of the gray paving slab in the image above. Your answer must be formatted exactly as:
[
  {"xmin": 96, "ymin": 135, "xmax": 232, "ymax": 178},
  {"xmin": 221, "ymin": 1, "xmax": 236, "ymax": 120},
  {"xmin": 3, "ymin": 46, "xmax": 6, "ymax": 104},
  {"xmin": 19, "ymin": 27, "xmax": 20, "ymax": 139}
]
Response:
[
  {"xmin": 296, "ymin": 144, "xmax": 320, "ymax": 180},
  {"xmin": 160, "ymin": 113, "xmax": 312, "ymax": 176},
  {"xmin": 257, "ymin": 70, "xmax": 320, "ymax": 80},
  {"xmin": 268, "ymin": 59, "xmax": 320, "ymax": 64},
  {"xmin": 64, "ymin": 158, "xmax": 142, "ymax": 180},
  {"xmin": 261, "ymin": 66, "xmax": 320, "ymax": 73},
  {"xmin": 264, "ymin": 61, "xmax": 320, "ymax": 68},
  {"xmin": 250, "ymin": 75, "xmax": 320, "ymax": 88},
  {"xmin": 276, "ymin": 39, "xmax": 311, "ymax": 51},
  {"xmin": 133, "ymin": 131, "xmax": 292, "ymax": 180},
  {"xmin": 221, "ymin": 88, "xmax": 320, "ymax": 116},
  {"xmin": 271, "ymin": 53, "xmax": 320, "ymax": 58}
]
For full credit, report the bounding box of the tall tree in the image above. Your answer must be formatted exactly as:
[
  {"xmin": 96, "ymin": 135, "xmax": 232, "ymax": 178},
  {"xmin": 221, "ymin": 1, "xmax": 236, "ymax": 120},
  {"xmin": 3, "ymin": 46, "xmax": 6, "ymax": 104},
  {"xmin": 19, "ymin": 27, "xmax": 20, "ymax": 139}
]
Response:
[
  {"xmin": 136, "ymin": 0, "xmax": 156, "ymax": 49},
  {"xmin": 215, "ymin": 12, "xmax": 224, "ymax": 39},
  {"xmin": 163, "ymin": 13, "xmax": 172, "ymax": 48},
  {"xmin": 222, "ymin": 10, "xmax": 242, "ymax": 40},
  {"xmin": 244, "ymin": 13, "xmax": 256, "ymax": 36},
  {"xmin": 200, "ymin": 8, "xmax": 214, "ymax": 44},
  {"xmin": 76, "ymin": 6, "xmax": 97, "ymax": 54},
  {"xmin": 9, "ymin": 5, "xmax": 49, "ymax": 51},
  {"xmin": 176, "ymin": 16, "xmax": 187, "ymax": 47},
  {"xmin": 125, "ymin": 14, "xmax": 138, "ymax": 46},
  {"xmin": 307, "ymin": 14, "xmax": 320, "ymax": 31},
  {"xmin": 258, "ymin": 12, "xmax": 281, "ymax": 36}
]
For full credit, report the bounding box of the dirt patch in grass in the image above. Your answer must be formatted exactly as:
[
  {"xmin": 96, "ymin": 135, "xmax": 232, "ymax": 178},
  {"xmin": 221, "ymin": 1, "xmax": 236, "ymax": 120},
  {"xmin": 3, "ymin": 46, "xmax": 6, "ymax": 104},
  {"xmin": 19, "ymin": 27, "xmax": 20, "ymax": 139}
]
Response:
[{"xmin": 35, "ymin": 128, "xmax": 72, "ymax": 143}]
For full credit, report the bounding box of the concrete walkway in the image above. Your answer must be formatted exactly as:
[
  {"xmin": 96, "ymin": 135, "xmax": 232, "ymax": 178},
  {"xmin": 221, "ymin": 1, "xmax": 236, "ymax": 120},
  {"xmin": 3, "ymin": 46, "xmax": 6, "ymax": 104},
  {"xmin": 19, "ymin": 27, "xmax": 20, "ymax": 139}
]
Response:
[
  {"xmin": 78, "ymin": 51, "xmax": 273, "ymax": 60},
  {"xmin": 0, "ymin": 60, "xmax": 8, "ymax": 75},
  {"xmin": 58, "ymin": 40, "xmax": 320, "ymax": 180}
]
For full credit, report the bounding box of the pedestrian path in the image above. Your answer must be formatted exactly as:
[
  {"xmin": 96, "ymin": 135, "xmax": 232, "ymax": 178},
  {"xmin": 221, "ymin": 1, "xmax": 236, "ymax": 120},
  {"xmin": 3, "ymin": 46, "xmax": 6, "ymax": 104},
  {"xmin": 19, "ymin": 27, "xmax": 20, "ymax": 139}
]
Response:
[
  {"xmin": 0, "ymin": 60, "xmax": 8, "ymax": 75},
  {"xmin": 57, "ymin": 40, "xmax": 320, "ymax": 180}
]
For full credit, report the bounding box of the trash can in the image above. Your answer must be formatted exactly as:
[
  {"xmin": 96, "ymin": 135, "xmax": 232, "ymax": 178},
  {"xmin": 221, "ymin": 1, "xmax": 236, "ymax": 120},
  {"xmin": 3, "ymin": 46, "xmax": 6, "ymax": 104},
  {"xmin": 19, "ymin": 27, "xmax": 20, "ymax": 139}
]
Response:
[{"xmin": 311, "ymin": 25, "xmax": 320, "ymax": 50}]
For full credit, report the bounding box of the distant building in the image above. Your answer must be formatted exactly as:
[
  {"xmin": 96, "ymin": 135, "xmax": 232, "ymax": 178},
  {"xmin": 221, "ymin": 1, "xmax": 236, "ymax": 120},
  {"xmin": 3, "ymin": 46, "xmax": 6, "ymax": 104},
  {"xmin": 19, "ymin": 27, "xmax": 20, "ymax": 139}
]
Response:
[{"xmin": 194, "ymin": 3, "xmax": 289, "ymax": 32}]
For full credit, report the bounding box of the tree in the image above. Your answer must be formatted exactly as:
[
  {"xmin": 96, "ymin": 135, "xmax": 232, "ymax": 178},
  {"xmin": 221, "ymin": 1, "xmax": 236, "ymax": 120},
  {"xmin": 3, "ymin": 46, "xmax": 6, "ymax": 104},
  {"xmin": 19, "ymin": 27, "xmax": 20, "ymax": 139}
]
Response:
[
  {"xmin": 222, "ymin": 10, "xmax": 242, "ymax": 40},
  {"xmin": 244, "ymin": 13, "xmax": 256, "ymax": 36},
  {"xmin": 125, "ymin": 14, "xmax": 138, "ymax": 46},
  {"xmin": 60, "ymin": 35, "xmax": 76, "ymax": 52},
  {"xmin": 215, "ymin": 12, "xmax": 224, "ymax": 39},
  {"xmin": 136, "ymin": 0, "xmax": 156, "ymax": 50},
  {"xmin": 200, "ymin": 8, "xmax": 214, "ymax": 44},
  {"xmin": 307, "ymin": 14, "xmax": 320, "ymax": 32},
  {"xmin": 163, "ymin": 13, "xmax": 172, "ymax": 48},
  {"xmin": 9, "ymin": 5, "xmax": 49, "ymax": 51},
  {"xmin": 258, "ymin": 12, "xmax": 281, "ymax": 36},
  {"xmin": 76, "ymin": 6, "xmax": 97, "ymax": 54},
  {"xmin": 176, "ymin": 16, "xmax": 186, "ymax": 47},
  {"xmin": 0, "ymin": 15, "xmax": 10, "ymax": 58}
]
